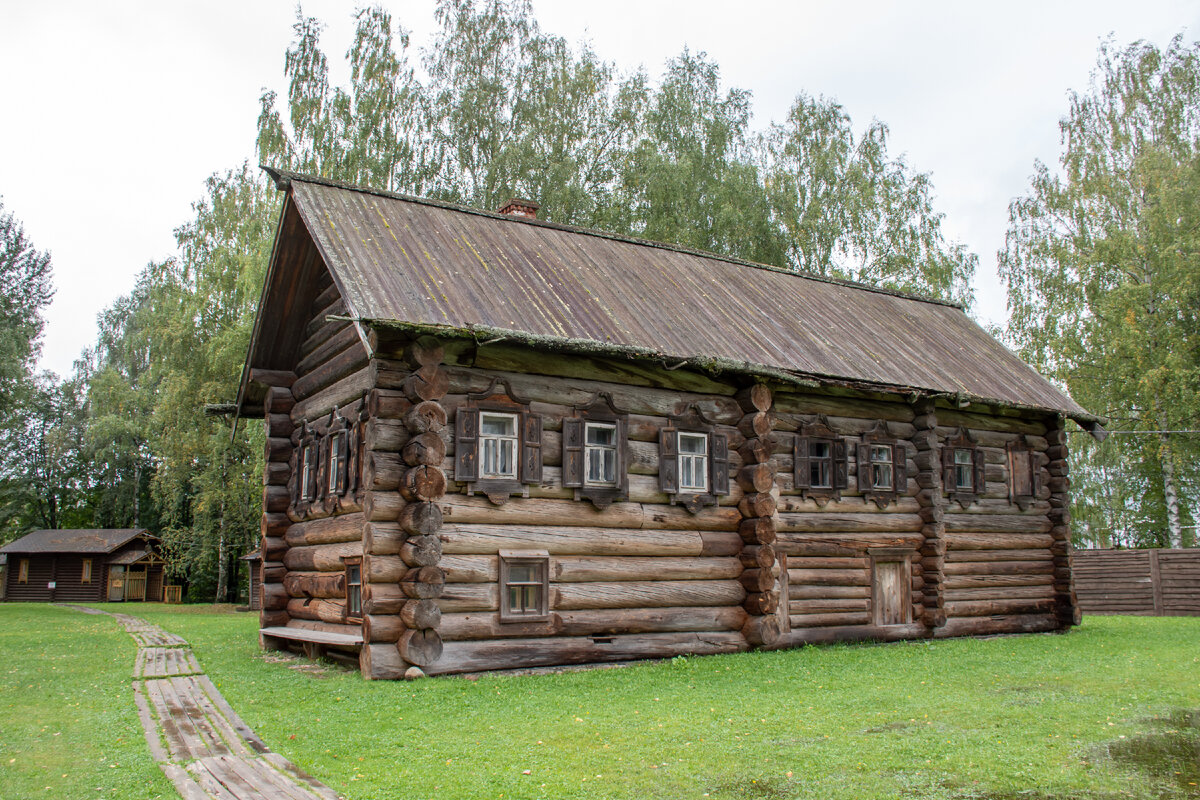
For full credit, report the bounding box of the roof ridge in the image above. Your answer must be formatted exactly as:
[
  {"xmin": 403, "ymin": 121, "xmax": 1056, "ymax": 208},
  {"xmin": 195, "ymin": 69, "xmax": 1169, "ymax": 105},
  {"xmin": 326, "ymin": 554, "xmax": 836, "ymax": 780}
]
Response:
[{"xmin": 261, "ymin": 165, "xmax": 964, "ymax": 311}]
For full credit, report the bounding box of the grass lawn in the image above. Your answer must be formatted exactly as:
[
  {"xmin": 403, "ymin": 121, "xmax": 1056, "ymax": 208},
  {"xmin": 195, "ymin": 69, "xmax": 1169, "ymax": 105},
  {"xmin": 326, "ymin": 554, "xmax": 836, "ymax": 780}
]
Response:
[{"xmin": 2, "ymin": 605, "xmax": 1199, "ymax": 800}]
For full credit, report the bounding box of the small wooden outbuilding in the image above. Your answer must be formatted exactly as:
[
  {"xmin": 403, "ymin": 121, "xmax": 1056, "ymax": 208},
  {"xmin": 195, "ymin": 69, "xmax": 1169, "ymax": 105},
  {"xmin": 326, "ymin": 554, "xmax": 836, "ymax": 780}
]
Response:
[
  {"xmin": 0, "ymin": 529, "xmax": 165, "ymax": 603},
  {"xmin": 234, "ymin": 168, "xmax": 1104, "ymax": 678}
]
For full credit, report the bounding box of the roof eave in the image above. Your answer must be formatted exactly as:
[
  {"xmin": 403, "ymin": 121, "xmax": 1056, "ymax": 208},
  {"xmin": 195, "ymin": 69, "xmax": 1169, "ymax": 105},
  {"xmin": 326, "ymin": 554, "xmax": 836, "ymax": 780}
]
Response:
[{"xmin": 360, "ymin": 318, "xmax": 1104, "ymax": 427}]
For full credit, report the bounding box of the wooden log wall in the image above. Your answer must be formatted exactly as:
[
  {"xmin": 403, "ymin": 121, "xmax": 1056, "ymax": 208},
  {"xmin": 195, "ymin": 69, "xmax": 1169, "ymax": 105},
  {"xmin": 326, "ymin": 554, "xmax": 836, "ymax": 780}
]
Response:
[
  {"xmin": 379, "ymin": 337, "xmax": 452, "ymax": 678},
  {"xmin": 360, "ymin": 353, "xmax": 754, "ymax": 676},
  {"xmin": 1073, "ymin": 548, "xmax": 1200, "ymax": 616},
  {"xmin": 261, "ymin": 384, "xmax": 296, "ymax": 630},
  {"xmin": 265, "ymin": 271, "xmax": 373, "ymax": 652},
  {"xmin": 734, "ymin": 384, "xmax": 781, "ymax": 646},
  {"xmin": 1046, "ymin": 417, "xmax": 1080, "ymax": 626},
  {"xmin": 936, "ymin": 408, "xmax": 1062, "ymax": 638}
]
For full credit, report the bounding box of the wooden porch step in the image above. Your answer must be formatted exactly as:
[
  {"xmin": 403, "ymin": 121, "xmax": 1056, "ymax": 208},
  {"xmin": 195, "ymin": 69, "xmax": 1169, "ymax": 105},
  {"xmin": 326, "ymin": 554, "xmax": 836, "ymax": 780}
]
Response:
[{"xmin": 259, "ymin": 626, "xmax": 363, "ymax": 647}]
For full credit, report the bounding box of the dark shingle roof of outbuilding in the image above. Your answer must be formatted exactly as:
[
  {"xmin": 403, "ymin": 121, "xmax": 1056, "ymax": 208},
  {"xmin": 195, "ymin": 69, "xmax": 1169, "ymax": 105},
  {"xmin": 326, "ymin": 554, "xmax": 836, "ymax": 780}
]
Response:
[
  {"xmin": 251, "ymin": 169, "xmax": 1092, "ymax": 421},
  {"xmin": 0, "ymin": 529, "xmax": 153, "ymax": 555}
]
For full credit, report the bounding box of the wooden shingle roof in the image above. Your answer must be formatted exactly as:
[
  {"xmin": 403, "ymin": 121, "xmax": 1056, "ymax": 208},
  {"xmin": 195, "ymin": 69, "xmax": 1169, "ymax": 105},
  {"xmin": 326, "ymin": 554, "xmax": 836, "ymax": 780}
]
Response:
[
  {"xmin": 243, "ymin": 168, "xmax": 1095, "ymax": 423},
  {"xmin": 0, "ymin": 529, "xmax": 154, "ymax": 555}
]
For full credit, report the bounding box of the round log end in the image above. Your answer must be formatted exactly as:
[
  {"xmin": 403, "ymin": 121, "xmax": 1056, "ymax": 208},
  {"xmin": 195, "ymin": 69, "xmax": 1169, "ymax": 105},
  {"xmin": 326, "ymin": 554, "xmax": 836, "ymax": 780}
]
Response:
[
  {"xmin": 742, "ymin": 615, "xmax": 781, "ymax": 647},
  {"xmin": 398, "ymin": 628, "xmax": 443, "ymax": 666}
]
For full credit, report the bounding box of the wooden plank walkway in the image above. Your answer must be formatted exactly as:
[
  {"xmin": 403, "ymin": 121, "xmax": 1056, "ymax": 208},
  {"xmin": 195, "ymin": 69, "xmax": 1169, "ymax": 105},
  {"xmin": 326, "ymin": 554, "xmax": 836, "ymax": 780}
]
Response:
[{"xmin": 60, "ymin": 605, "xmax": 341, "ymax": 800}]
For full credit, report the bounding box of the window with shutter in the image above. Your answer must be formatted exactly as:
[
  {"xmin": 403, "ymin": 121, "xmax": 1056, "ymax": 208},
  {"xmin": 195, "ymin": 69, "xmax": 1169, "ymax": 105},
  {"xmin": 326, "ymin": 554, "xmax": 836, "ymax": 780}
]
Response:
[
  {"xmin": 661, "ymin": 404, "xmax": 725, "ymax": 514},
  {"xmin": 859, "ymin": 422, "xmax": 906, "ymax": 509},
  {"xmin": 456, "ymin": 378, "xmax": 541, "ymax": 504},
  {"xmin": 943, "ymin": 428, "xmax": 983, "ymax": 507},
  {"xmin": 793, "ymin": 416, "xmax": 847, "ymax": 503},
  {"xmin": 343, "ymin": 557, "xmax": 363, "ymax": 620},
  {"xmin": 563, "ymin": 393, "xmax": 629, "ymax": 510}
]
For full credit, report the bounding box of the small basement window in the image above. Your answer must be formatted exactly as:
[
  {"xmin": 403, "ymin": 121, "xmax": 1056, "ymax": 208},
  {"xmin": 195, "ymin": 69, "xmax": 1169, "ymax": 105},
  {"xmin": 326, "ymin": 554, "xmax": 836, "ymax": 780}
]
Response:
[
  {"xmin": 344, "ymin": 558, "xmax": 363, "ymax": 619},
  {"xmin": 480, "ymin": 412, "xmax": 519, "ymax": 479},
  {"xmin": 678, "ymin": 432, "xmax": 709, "ymax": 493},
  {"xmin": 584, "ymin": 422, "xmax": 618, "ymax": 486},
  {"xmin": 499, "ymin": 550, "xmax": 550, "ymax": 622},
  {"xmin": 18, "ymin": 559, "xmax": 29, "ymax": 583},
  {"xmin": 81, "ymin": 558, "xmax": 92, "ymax": 583}
]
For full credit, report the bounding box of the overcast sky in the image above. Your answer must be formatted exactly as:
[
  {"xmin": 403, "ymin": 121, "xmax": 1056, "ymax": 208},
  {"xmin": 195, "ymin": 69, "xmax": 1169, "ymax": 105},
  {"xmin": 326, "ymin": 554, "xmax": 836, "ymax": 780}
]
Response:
[{"xmin": 2, "ymin": 1, "xmax": 1197, "ymax": 378}]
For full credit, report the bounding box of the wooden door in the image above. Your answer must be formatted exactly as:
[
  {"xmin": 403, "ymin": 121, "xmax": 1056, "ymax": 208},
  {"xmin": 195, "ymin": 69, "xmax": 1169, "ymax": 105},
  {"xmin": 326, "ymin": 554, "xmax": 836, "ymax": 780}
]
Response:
[
  {"xmin": 125, "ymin": 569, "xmax": 147, "ymax": 601},
  {"xmin": 107, "ymin": 566, "xmax": 126, "ymax": 601},
  {"xmin": 873, "ymin": 560, "xmax": 907, "ymax": 626}
]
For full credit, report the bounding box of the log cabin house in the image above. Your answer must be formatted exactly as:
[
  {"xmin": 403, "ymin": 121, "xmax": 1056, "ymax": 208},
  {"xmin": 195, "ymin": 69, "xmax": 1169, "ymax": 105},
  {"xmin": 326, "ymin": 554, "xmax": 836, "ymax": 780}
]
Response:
[
  {"xmin": 234, "ymin": 167, "xmax": 1104, "ymax": 678},
  {"xmin": 0, "ymin": 529, "xmax": 165, "ymax": 603}
]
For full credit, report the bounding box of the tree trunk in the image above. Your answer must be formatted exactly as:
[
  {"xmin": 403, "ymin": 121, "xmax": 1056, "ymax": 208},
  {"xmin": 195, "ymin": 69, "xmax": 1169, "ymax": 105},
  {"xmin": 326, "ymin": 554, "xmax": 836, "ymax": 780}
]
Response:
[{"xmin": 1157, "ymin": 408, "xmax": 1182, "ymax": 548}]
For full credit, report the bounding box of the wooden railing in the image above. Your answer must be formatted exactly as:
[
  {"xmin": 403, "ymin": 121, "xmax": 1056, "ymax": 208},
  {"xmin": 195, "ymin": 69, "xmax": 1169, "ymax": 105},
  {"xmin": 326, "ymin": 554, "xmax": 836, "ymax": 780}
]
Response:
[
  {"xmin": 125, "ymin": 572, "xmax": 147, "ymax": 602},
  {"xmin": 1073, "ymin": 548, "xmax": 1200, "ymax": 616}
]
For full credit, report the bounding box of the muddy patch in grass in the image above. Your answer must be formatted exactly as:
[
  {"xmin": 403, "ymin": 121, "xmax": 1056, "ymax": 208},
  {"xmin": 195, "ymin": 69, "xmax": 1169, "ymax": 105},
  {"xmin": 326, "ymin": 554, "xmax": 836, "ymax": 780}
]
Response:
[{"xmin": 1100, "ymin": 709, "xmax": 1200, "ymax": 798}]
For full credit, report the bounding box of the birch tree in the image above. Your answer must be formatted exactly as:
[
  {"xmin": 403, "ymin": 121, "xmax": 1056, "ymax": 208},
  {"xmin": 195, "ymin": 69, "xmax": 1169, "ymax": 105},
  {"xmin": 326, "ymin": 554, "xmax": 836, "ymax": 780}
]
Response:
[{"xmin": 1001, "ymin": 35, "xmax": 1200, "ymax": 547}]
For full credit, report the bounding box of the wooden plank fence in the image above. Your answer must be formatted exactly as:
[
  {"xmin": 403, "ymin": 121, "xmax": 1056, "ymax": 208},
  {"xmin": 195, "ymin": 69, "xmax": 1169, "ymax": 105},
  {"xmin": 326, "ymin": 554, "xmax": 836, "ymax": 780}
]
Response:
[{"xmin": 1072, "ymin": 548, "xmax": 1200, "ymax": 616}]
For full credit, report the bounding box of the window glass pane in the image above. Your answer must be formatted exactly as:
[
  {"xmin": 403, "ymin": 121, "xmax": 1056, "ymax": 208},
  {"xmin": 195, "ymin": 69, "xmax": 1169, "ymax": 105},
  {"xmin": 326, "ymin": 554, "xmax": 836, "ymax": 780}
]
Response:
[
  {"xmin": 872, "ymin": 445, "xmax": 892, "ymax": 465},
  {"xmin": 873, "ymin": 463, "xmax": 893, "ymax": 489},
  {"xmin": 811, "ymin": 460, "xmax": 831, "ymax": 488},
  {"xmin": 586, "ymin": 423, "xmax": 615, "ymax": 446},
  {"xmin": 956, "ymin": 464, "xmax": 973, "ymax": 490},
  {"xmin": 586, "ymin": 447, "xmax": 617, "ymax": 485},
  {"xmin": 679, "ymin": 433, "xmax": 707, "ymax": 454},
  {"xmin": 482, "ymin": 438, "xmax": 517, "ymax": 478},
  {"xmin": 508, "ymin": 563, "xmax": 536, "ymax": 583},
  {"xmin": 809, "ymin": 441, "xmax": 830, "ymax": 460},
  {"xmin": 348, "ymin": 565, "xmax": 361, "ymax": 584},
  {"xmin": 481, "ymin": 413, "xmax": 516, "ymax": 436},
  {"xmin": 954, "ymin": 448, "xmax": 972, "ymax": 465}
]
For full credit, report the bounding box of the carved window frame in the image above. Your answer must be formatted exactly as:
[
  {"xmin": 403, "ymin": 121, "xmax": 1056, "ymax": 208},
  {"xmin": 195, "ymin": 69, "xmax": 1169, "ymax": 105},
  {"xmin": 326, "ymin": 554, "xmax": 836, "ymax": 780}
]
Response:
[
  {"xmin": 793, "ymin": 415, "xmax": 848, "ymax": 503},
  {"xmin": 942, "ymin": 427, "xmax": 986, "ymax": 508},
  {"xmin": 857, "ymin": 422, "xmax": 906, "ymax": 509},
  {"xmin": 562, "ymin": 392, "xmax": 630, "ymax": 510},
  {"xmin": 499, "ymin": 550, "xmax": 550, "ymax": 623},
  {"xmin": 454, "ymin": 379, "xmax": 543, "ymax": 505},
  {"xmin": 1007, "ymin": 438, "xmax": 1040, "ymax": 511},
  {"xmin": 658, "ymin": 404, "xmax": 730, "ymax": 515}
]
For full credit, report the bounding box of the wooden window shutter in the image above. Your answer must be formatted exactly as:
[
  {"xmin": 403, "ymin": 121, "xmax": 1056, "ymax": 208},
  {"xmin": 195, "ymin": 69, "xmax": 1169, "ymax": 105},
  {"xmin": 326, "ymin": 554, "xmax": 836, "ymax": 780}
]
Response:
[
  {"xmin": 347, "ymin": 422, "xmax": 362, "ymax": 496},
  {"xmin": 616, "ymin": 417, "xmax": 630, "ymax": 495},
  {"xmin": 711, "ymin": 432, "xmax": 730, "ymax": 496},
  {"xmin": 833, "ymin": 439, "xmax": 848, "ymax": 490},
  {"xmin": 794, "ymin": 436, "xmax": 810, "ymax": 490},
  {"xmin": 659, "ymin": 429, "xmax": 678, "ymax": 494},
  {"xmin": 973, "ymin": 448, "xmax": 986, "ymax": 494},
  {"xmin": 892, "ymin": 444, "xmax": 905, "ymax": 495},
  {"xmin": 336, "ymin": 431, "xmax": 350, "ymax": 495},
  {"xmin": 857, "ymin": 442, "xmax": 871, "ymax": 491},
  {"xmin": 562, "ymin": 418, "xmax": 584, "ymax": 488},
  {"xmin": 455, "ymin": 408, "xmax": 480, "ymax": 482},
  {"xmin": 942, "ymin": 445, "xmax": 955, "ymax": 491},
  {"xmin": 1030, "ymin": 453, "xmax": 1041, "ymax": 497},
  {"xmin": 521, "ymin": 412, "xmax": 543, "ymax": 483}
]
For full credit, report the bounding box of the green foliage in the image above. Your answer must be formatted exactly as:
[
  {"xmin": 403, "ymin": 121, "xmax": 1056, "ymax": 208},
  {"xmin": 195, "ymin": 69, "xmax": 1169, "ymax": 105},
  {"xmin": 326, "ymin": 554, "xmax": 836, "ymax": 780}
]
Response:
[
  {"xmin": 1000, "ymin": 35, "xmax": 1200, "ymax": 547},
  {"xmin": 257, "ymin": 1, "xmax": 974, "ymax": 301},
  {"xmin": 0, "ymin": 199, "xmax": 53, "ymax": 421},
  {"xmin": 114, "ymin": 606, "xmax": 1200, "ymax": 800}
]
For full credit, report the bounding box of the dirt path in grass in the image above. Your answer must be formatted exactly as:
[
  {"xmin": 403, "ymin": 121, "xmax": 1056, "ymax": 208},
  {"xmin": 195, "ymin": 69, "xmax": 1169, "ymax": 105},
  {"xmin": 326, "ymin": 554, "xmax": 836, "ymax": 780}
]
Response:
[{"xmin": 61, "ymin": 605, "xmax": 342, "ymax": 800}]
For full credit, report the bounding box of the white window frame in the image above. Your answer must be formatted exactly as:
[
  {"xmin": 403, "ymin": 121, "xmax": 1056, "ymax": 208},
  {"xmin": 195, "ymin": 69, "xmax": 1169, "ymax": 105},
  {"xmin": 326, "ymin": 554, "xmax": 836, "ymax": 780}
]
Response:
[
  {"xmin": 677, "ymin": 431, "xmax": 709, "ymax": 493},
  {"xmin": 954, "ymin": 448, "xmax": 974, "ymax": 491},
  {"xmin": 871, "ymin": 444, "xmax": 894, "ymax": 491},
  {"xmin": 479, "ymin": 411, "xmax": 519, "ymax": 479},
  {"xmin": 583, "ymin": 421, "xmax": 619, "ymax": 487}
]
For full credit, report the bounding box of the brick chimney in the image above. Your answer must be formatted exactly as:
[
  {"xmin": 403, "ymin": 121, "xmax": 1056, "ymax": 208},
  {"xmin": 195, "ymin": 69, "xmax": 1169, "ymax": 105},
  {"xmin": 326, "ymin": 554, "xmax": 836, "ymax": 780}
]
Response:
[{"xmin": 497, "ymin": 198, "xmax": 540, "ymax": 219}]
